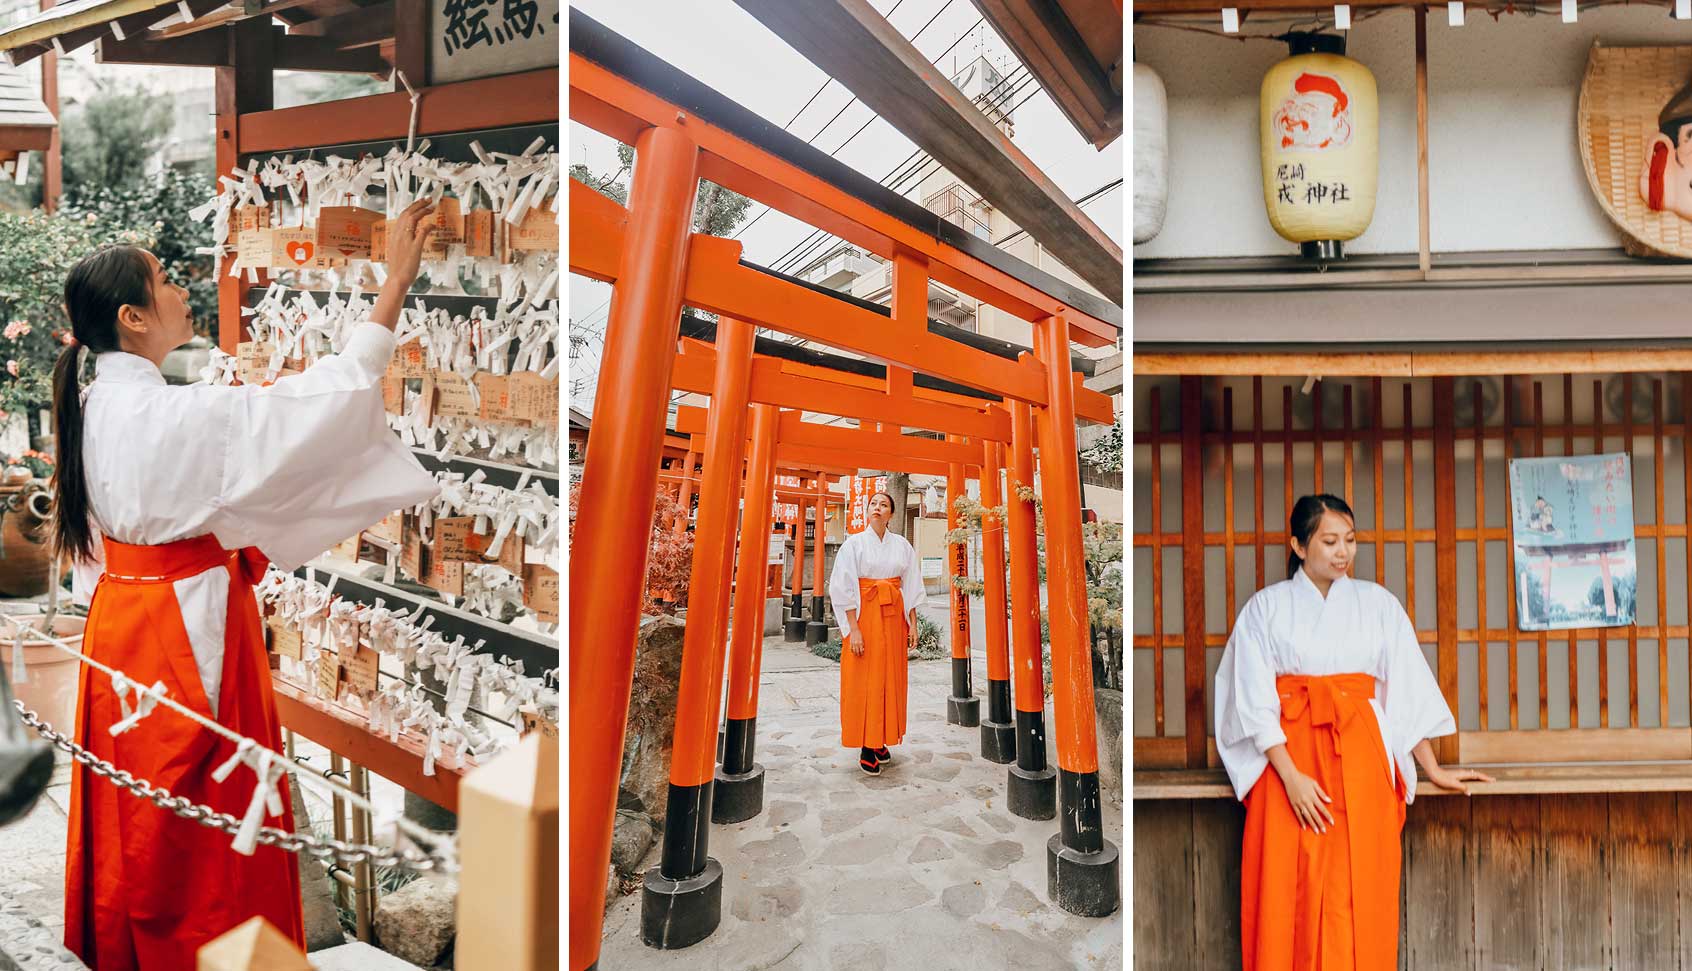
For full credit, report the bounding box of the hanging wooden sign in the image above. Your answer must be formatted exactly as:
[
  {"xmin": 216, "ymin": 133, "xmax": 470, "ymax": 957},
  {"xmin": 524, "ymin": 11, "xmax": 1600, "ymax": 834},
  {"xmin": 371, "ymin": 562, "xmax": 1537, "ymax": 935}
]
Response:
[
  {"xmin": 428, "ymin": 0, "xmax": 560, "ymax": 86},
  {"xmin": 316, "ymin": 206, "xmax": 382, "ymax": 259}
]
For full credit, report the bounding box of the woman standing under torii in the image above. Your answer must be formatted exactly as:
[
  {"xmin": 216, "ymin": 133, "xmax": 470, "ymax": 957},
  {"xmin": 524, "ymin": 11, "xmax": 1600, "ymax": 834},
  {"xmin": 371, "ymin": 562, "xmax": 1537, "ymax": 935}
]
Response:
[{"xmin": 828, "ymin": 491, "xmax": 923, "ymax": 776}]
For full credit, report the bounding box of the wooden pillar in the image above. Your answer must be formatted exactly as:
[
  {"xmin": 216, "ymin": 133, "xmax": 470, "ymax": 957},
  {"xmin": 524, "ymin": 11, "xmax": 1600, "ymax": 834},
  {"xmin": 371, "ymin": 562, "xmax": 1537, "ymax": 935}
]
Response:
[
  {"xmin": 672, "ymin": 450, "xmax": 697, "ymax": 535},
  {"xmin": 567, "ymin": 123, "xmax": 698, "ymax": 969},
  {"xmin": 946, "ymin": 435, "xmax": 980, "ymax": 726},
  {"xmin": 1005, "ymin": 397, "xmax": 1056, "ymax": 818},
  {"xmin": 715, "ymin": 404, "xmax": 780, "ymax": 811},
  {"xmin": 807, "ymin": 491, "xmax": 828, "ymax": 645},
  {"xmin": 214, "ymin": 18, "xmax": 274, "ymax": 355},
  {"xmin": 1433, "ymin": 376, "xmax": 1460, "ymax": 764},
  {"xmin": 1180, "ymin": 376, "xmax": 1207, "ymax": 768},
  {"xmin": 1033, "ymin": 315, "xmax": 1118, "ymax": 917},
  {"xmin": 457, "ymin": 732, "xmax": 559, "ymax": 970},
  {"xmin": 39, "ymin": 0, "xmax": 59, "ymax": 214},
  {"xmin": 979, "ymin": 434, "xmax": 1016, "ymax": 763}
]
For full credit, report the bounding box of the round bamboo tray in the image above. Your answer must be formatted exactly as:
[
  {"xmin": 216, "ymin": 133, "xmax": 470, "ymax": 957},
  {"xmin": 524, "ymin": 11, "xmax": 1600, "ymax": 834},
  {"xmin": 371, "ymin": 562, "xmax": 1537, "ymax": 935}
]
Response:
[{"xmin": 1578, "ymin": 41, "xmax": 1692, "ymax": 260}]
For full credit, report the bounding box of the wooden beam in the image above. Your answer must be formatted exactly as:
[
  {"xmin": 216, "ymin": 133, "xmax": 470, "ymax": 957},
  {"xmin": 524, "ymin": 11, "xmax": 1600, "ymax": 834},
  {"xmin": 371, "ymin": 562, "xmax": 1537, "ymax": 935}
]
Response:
[
  {"xmin": 967, "ymin": 0, "xmax": 1121, "ymax": 149},
  {"xmin": 98, "ymin": 25, "xmax": 227, "ymax": 65},
  {"xmin": 1432, "ymin": 376, "xmax": 1459, "ymax": 763},
  {"xmin": 238, "ymin": 67, "xmax": 556, "ymax": 153},
  {"xmin": 1133, "ymin": 348, "xmax": 1692, "ymax": 378},
  {"xmin": 154, "ymin": 0, "xmax": 320, "ymax": 38},
  {"xmin": 1180, "ymin": 376, "xmax": 1207, "ymax": 768},
  {"xmin": 275, "ymin": 32, "xmax": 387, "ymax": 73},
  {"xmin": 731, "ymin": 0, "xmax": 1124, "ymax": 304},
  {"xmin": 283, "ymin": 1, "xmax": 392, "ymax": 46},
  {"xmin": 10, "ymin": 0, "xmax": 226, "ymax": 67}
]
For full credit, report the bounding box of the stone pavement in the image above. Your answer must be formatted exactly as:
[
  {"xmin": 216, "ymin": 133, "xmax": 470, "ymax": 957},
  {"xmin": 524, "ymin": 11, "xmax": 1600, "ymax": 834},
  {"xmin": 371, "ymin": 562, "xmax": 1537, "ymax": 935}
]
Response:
[{"xmin": 599, "ymin": 604, "xmax": 1125, "ymax": 970}]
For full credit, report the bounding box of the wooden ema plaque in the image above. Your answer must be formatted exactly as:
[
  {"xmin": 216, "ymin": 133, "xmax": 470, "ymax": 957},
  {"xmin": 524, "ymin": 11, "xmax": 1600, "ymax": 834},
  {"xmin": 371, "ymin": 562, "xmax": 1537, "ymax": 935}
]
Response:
[
  {"xmin": 508, "ymin": 373, "xmax": 558, "ymax": 425},
  {"xmin": 522, "ymin": 563, "xmax": 558, "ymax": 622},
  {"xmin": 401, "ymin": 520, "xmax": 424, "ymax": 581},
  {"xmin": 370, "ymin": 219, "xmax": 387, "ymax": 262},
  {"xmin": 235, "ymin": 340, "xmax": 274, "ymax": 386},
  {"xmin": 315, "ymin": 649, "xmax": 342, "ymax": 702},
  {"xmin": 421, "ymin": 543, "xmax": 465, "ymax": 597},
  {"xmin": 465, "ymin": 209, "xmax": 496, "ymax": 258},
  {"xmin": 196, "ymin": 915, "xmax": 311, "ymax": 971},
  {"xmin": 398, "ymin": 341, "xmax": 427, "ymax": 379},
  {"xmin": 436, "ymin": 516, "xmax": 524, "ymax": 573},
  {"xmin": 272, "ymin": 227, "xmax": 347, "ymax": 271},
  {"xmin": 267, "ymin": 618, "xmax": 302, "ymax": 661},
  {"xmin": 382, "ymin": 359, "xmax": 405, "ymax": 414},
  {"xmin": 509, "ymin": 198, "xmax": 558, "ymax": 252},
  {"xmin": 433, "ymin": 372, "xmax": 478, "ymax": 419},
  {"xmin": 475, "ymin": 372, "xmax": 514, "ymax": 423},
  {"xmin": 343, "ymin": 646, "xmax": 380, "ymax": 698},
  {"xmin": 315, "ymin": 206, "xmax": 381, "ymax": 260},
  {"xmin": 236, "ymin": 229, "xmax": 274, "ymax": 270},
  {"xmin": 235, "ymin": 205, "xmax": 272, "ymax": 234}
]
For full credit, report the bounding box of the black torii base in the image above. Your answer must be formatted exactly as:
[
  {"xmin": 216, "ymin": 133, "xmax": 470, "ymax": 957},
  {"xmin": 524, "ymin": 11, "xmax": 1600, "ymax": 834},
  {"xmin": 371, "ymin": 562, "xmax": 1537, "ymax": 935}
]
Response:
[
  {"xmin": 946, "ymin": 695, "xmax": 980, "ymax": 727},
  {"xmin": 947, "ymin": 657, "xmax": 980, "ymax": 726},
  {"xmin": 1046, "ymin": 768, "xmax": 1120, "ymax": 917},
  {"xmin": 805, "ymin": 594, "xmax": 828, "ymax": 646},
  {"xmin": 979, "ymin": 679, "xmax": 1016, "ymax": 762},
  {"xmin": 711, "ymin": 763, "xmax": 765, "ymax": 823},
  {"xmin": 783, "ymin": 616, "xmax": 807, "ymax": 641},
  {"xmin": 1046, "ymin": 835, "xmax": 1120, "ymax": 918},
  {"xmin": 640, "ymin": 858, "xmax": 723, "ymax": 949},
  {"xmin": 1007, "ymin": 763, "xmax": 1057, "ymax": 820}
]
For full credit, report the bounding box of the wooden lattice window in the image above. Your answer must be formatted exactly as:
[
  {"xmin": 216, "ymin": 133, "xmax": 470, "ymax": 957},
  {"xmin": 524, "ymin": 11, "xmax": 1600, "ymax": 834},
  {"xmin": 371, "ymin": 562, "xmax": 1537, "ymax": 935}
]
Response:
[{"xmin": 1134, "ymin": 372, "xmax": 1692, "ymax": 770}]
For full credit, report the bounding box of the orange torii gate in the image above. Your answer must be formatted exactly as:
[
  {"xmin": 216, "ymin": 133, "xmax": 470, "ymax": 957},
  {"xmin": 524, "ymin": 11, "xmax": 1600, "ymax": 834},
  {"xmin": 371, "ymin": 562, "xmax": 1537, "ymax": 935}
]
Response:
[{"xmin": 567, "ymin": 13, "xmax": 1123, "ymax": 968}]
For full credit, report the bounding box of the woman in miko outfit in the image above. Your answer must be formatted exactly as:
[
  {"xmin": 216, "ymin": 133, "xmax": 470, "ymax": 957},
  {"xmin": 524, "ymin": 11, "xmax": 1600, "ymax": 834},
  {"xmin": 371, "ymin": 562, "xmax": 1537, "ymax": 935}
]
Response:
[
  {"xmin": 827, "ymin": 491, "xmax": 924, "ymax": 776},
  {"xmin": 1215, "ymin": 493, "xmax": 1492, "ymax": 970},
  {"xmin": 52, "ymin": 200, "xmax": 443, "ymax": 969}
]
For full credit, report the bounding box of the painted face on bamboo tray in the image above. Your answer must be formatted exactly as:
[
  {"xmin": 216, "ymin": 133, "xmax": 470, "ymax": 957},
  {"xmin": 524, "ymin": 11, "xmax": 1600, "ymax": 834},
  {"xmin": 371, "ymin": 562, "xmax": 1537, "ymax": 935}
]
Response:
[{"xmin": 1640, "ymin": 83, "xmax": 1692, "ymax": 221}]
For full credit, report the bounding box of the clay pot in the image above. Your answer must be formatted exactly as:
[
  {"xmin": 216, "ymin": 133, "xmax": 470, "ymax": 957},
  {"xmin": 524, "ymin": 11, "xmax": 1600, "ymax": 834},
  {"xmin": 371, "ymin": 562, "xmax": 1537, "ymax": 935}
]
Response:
[
  {"xmin": 0, "ymin": 480, "xmax": 58, "ymax": 598},
  {"xmin": 0, "ymin": 611, "xmax": 85, "ymax": 740}
]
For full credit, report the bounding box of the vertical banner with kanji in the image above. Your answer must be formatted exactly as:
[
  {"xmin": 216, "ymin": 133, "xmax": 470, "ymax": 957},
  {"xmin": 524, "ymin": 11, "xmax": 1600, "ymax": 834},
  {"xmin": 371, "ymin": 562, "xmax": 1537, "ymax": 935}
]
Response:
[
  {"xmin": 845, "ymin": 475, "xmax": 888, "ymax": 535},
  {"xmin": 1509, "ymin": 452, "xmax": 1637, "ymax": 631}
]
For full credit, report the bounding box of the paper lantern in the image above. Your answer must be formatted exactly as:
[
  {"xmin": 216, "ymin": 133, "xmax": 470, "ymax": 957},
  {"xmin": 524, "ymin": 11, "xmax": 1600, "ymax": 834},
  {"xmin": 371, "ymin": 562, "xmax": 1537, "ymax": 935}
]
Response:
[
  {"xmin": 1260, "ymin": 33, "xmax": 1378, "ymax": 260},
  {"xmin": 1133, "ymin": 62, "xmax": 1169, "ymax": 245}
]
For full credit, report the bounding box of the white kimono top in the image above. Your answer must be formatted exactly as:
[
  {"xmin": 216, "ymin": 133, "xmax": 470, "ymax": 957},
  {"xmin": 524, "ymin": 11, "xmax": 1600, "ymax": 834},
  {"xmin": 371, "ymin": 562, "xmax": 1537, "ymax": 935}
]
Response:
[
  {"xmin": 71, "ymin": 322, "xmax": 439, "ymax": 713},
  {"xmin": 826, "ymin": 527, "xmax": 926, "ymax": 640},
  {"xmin": 1214, "ymin": 570, "xmax": 1456, "ymax": 805}
]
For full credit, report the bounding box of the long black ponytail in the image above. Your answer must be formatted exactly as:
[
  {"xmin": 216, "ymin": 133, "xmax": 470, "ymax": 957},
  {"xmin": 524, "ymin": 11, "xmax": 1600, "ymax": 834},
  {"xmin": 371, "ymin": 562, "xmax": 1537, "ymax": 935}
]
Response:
[
  {"xmin": 1287, "ymin": 493, "xmax": 1355, "ymax": 578},
  {"xmin": 52, "ymin": 245, "xmax": 151, "ymax": 561}
]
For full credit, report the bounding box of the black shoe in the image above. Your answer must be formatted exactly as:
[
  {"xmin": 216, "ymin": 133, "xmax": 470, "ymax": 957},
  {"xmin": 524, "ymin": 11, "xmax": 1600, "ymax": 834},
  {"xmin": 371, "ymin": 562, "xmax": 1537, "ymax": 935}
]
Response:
[
  {"xmin": 859, "ymin": 748, "xmax": 880, "ymax": 775},
  {"xmin": 872, "ymin": 746, "xmax": 892, "ymax": 765}
]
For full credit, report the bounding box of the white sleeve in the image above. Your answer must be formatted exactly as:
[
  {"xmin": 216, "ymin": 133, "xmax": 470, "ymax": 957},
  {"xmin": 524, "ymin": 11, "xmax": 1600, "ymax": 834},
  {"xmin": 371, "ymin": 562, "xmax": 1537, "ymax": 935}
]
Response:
[
  {"xmin": 1377, "ymin": 590, "xmax": 1456, "ymax": 804},
  {"xmin": 70, "ymin": 532, "xmax": 104, "ymax": 607},
  {"xmin": 1214, "ymin": 595, "xmax": 1284, "ymax": 801},
  {"xmin": 899, "ymin": 537, "xmax": 926, "ymax": 614},
  {"xmin": 209, "ymin": 322, "xmax": 439, "ymax": 570},
  {"xmin": 828, "ymin": 534, "xmax": 862, "ymax": 639}
]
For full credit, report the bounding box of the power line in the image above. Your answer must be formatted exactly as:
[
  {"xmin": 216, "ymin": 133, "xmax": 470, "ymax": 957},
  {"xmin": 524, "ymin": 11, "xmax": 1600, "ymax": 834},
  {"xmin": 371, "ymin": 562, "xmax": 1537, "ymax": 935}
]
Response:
[{"xmin": 730, "ymin": 8, "xmax": 984, "ymax": 242}]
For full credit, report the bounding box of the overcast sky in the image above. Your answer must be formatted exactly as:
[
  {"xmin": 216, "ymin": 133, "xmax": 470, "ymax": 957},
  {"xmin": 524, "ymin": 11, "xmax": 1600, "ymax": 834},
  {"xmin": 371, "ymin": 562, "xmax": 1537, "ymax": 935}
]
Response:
[{"xmin": 567, "ymin": 0, "xmax": 1123, "ymax": 411}]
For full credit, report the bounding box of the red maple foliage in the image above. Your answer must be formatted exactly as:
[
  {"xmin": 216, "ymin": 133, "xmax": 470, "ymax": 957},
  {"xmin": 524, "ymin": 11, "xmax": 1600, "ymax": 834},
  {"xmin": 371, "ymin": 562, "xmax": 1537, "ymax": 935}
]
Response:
[{"xmin": 567, "ymin": 481, "xmax": 694, "ymax": 616}]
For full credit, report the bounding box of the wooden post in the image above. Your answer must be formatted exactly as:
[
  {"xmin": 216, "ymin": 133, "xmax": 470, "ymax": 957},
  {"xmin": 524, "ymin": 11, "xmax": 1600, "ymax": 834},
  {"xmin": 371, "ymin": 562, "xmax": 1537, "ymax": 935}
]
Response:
[
  {"xmin": 39, "ymin": 0, "xmax": 59, "ymax": 214},
  {"xmin": 945, "ymin": 435, "xmax": 979, "ymax": 726},
  {"xmin": 1415, "ymin": 6, "xmax": 1431, "ymax": 276},
  {"xmin": 213, "ymin": 18, "xmax": 274, "ymax": 355},
  {"xmin": 196, "ymin": 917, "xmax": 311, "ymax": 970},
  {"xmin": 568, "ymin": 123, "xmax": 698, "ymax": 969},
  {"xmin": 456, "ymin": 732, "xmax": 560, "ymax": 971},
  {"xmin": 1181, "ymin": 375, "xmax": 1207, "ymax": 768},
  {"xmin": 1433, "ymin": 377, "xmax": 1460, "ymax": 764}
]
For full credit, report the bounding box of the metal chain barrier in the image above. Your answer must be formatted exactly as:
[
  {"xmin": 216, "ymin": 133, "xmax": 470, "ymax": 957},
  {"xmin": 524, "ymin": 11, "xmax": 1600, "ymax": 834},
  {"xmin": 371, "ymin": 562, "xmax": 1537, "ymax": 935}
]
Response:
[{"xmin": 13, "ymin": 700, "xmax": 456, "ymax": 874}]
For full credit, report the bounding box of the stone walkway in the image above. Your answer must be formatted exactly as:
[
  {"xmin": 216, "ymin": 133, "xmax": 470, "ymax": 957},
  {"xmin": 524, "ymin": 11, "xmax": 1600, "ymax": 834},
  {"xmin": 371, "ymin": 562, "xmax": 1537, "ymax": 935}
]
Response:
[{"xmin": 598, "ymin": 604, "xmax": 1125, "ymax": 970}]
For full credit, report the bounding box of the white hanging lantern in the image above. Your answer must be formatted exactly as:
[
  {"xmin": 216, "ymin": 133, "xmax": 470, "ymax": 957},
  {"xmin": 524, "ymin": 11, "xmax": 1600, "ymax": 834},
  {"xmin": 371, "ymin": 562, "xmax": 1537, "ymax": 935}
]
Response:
[
  {"xmin": 1133, "ymin": 62, "xmax": 1169, "ymax": 245},
  {"xmin": 1260, "ymin": 33, "xmax": 1378, "ymax": 260}
]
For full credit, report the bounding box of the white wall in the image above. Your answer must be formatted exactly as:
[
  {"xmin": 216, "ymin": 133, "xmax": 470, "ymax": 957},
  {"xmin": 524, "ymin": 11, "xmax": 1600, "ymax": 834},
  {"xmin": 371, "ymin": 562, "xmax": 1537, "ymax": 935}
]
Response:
[{"xmin": 1132, "ymin": 7, "xmax": 1692, "ymax": 260}]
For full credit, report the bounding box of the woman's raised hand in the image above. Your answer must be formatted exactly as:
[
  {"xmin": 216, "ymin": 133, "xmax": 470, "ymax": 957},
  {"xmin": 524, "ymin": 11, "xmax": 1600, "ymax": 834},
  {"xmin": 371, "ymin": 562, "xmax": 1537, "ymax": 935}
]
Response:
[
  {"xmin": 386, "ymin": 199, "xmax": 441, "ymax": 291},
  {"xmin": 1282, "ymin": 769, "xmax": 1335, "ymax": 833}
]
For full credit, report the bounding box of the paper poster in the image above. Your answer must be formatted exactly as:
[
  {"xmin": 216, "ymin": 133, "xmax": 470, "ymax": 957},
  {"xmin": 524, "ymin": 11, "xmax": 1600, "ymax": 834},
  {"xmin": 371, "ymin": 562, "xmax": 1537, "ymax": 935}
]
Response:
[
  {"xmin": 922, "ymin": 557, "xmax": 943, "ymax": 579},
  {"xmin": 767, "ymin": 532, "xmax": 785, "ymax": 565},
  {"xmin": 1510, "ymin": 453, "xmax": 1638, "ymax": 631}
]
